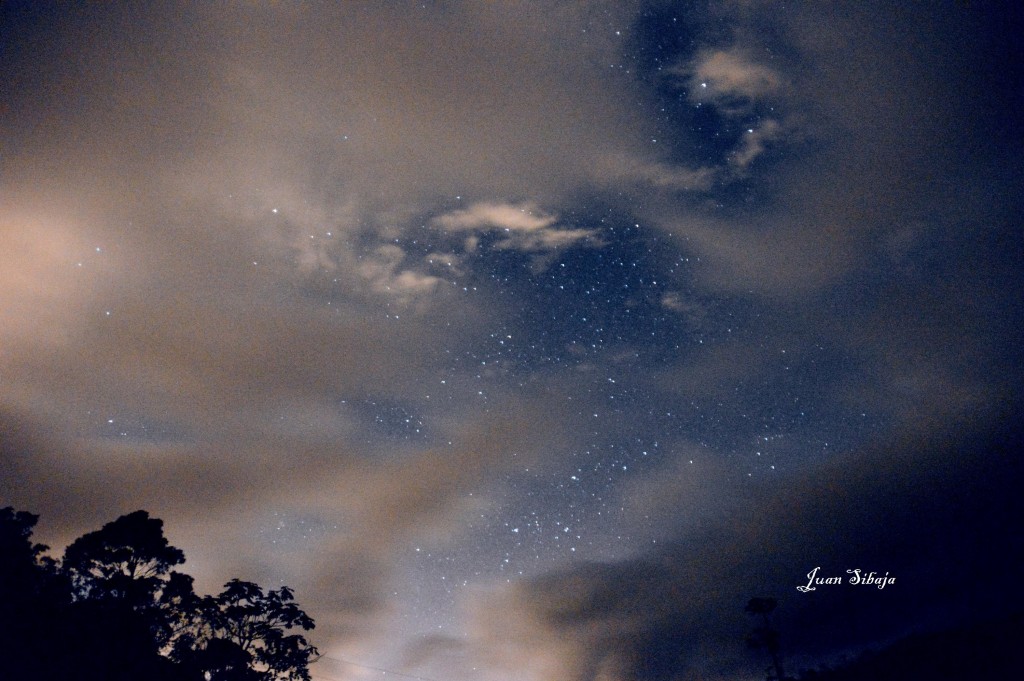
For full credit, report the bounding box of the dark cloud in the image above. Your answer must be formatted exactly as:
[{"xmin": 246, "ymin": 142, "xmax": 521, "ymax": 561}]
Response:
[{"xmin": 468, "ymin": 413, "xmax": 1024, "ymax": 681}]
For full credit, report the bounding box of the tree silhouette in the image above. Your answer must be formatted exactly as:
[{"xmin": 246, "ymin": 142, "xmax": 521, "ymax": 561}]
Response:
[
  {"xmin": 0, "ymin": 507, "xmax": 50, "ymax": 583},
  {"xmin": 183, "ymin": 637, "xmax": 264, "ymax": 681},
  {"xmin": 61, "ymin": 509, "xmax": 195, "ymax": 669},
  {"xmin": 175, "ymin": 579, "xmax": 319, "ymax": 681},
  {"xmin": 62, "ymin": 510, "xmax": 186, "ymax": 603},
  {"xmin": 746, "ymin": 597, "xmax": 787, "ymax": 681},
  {"xmin": 0, "ymin": 507, "xmax": 318, "ymax": 681},
  {"xmin": 0, "ymin": 508, "xmax": 61, "ymax": 679}
]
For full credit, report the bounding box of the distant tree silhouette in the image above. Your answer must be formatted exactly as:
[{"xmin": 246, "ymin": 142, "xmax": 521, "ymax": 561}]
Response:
[
  {"xmin": 0, "ymin": 507, "xmax": 317, "ymax": 681},
  {"xmin": 746, "ymin": 596, "xmax": 788, "ymax": 681}
]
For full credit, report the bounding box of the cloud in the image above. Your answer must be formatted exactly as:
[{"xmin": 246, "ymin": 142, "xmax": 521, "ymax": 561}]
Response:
[
  {"xmin": 591, "ymin": 46, "xmax": 786, "ymax": 196},
  {"xmin": 434, "ymin": 203, "xmax": 559, "ymax": 234},
  {"xmin": 682, "ymin": 48, "xmax": 784, "ymax": 112},
  {"xmin": 424, "ymin": 251, "xmax": 467, "ymax": 276},
  {"xmin": 357, "ymin": 245, "xmax": 445, "ymax": 304},
  {"xmin": 185, "ymin": 2, "xmax": 652, "ymax": 212},
  {"xmin": 3, "ymin": 4, "xmax": 1021, "ymax": 680},
  {"xmin": 660, "ymin": 292, "xmax": 710, "ymax": 330},
  {"xmin": 1, "ymin": 3, "xmax": 646, "ymax": 655},
  {"xmin": 730, "ymin": 118, "xmax": 783, "ymax": 170},
  {"xmin": 587, "ymin": 120, "xmax": 780, "ymax": 198},
  {"xmin": 638, "ymin": 1, "xmax": 1016, "ymax": 300},
  {"xmin": 591, "ymin": 156, "xmax": 719, "ymax": 193},
  {"xmin": 456, "ymin": 413, "xmax": 1024, "ymax": 681},
  {"xmin": 0, "ymin": 376, "xmax": 577, "ymax": 648},
  {"xmin": 433, "ymin": 202, "xmax": 599, "ymax": 261}
]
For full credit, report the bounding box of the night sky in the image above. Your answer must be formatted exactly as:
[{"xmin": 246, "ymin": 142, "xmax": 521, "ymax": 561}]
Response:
[{"xmin": 2, "ymin": 2, "xmax": 1023, "ymax": 680}]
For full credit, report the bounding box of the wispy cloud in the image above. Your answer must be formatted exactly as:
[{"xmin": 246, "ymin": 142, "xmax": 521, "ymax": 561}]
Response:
[
  {"xmin": 592, "ymin": 156, "xmax": 719, "ymax": 193},
  {"xmin": 730, "ymin": 118, "xmax": 783, "ymax": 170},
  {"xmin": 433, "ymin": 202, "xmax": 598, "ymax": 260}
]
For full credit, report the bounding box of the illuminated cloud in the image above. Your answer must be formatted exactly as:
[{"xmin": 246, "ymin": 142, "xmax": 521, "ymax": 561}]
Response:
[
  {"xmin": 433, "ymin": 202, "xmax": 598, "ymax": 257},
  {"xmin": 683, "ymin": 48, "xmax": 783, "ymax": 112},
  {"xmin": 730, "ymin": 118, "xmax": 783, "ymax": 170},
  {"xmin": 592, "ymin": 156, "xmax": 719, "ymax": 193}
]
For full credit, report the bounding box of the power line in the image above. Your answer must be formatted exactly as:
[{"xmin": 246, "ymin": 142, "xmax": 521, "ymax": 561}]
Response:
[{"xmin": 311, "ymin": 654, "xmax": 444, "ymax": 681}]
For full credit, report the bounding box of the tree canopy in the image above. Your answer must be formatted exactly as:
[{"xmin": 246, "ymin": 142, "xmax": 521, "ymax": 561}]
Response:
[{"xmin": 0, "ymin": 507, "xmax": 318, "ymax": 681}]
